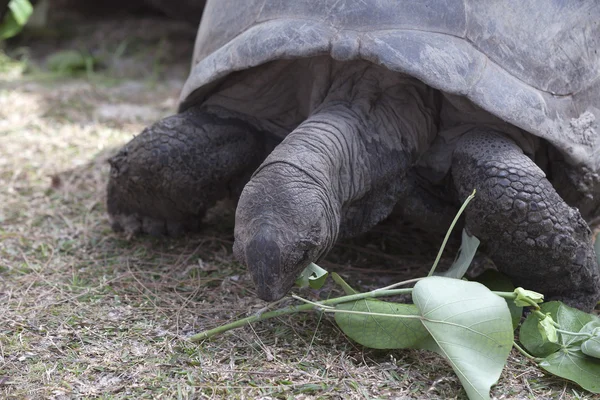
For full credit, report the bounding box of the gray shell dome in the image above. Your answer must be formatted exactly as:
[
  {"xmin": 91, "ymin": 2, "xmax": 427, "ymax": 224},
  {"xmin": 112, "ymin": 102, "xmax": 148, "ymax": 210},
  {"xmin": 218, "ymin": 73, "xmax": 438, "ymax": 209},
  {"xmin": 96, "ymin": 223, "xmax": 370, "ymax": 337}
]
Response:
[{"xmin": 179, "ymin": 0, "xmax": 600, "ymax": 170}]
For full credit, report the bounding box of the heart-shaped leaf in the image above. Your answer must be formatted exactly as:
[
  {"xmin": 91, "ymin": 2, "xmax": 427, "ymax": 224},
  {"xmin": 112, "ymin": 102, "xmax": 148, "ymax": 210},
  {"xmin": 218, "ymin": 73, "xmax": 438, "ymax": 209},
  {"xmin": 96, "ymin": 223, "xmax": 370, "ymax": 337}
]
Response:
[
  {"xmin": 520, "ymin": 302, "xmax": 600, "ymax": 357},
  {"xmin": 413, "ymin": 277, "xmax": 513, "ymax": 400},
  {"xmin": 539, "ymin": 348, "xmax": 600, "ymax": 393},
  {"xmin": 580, "ymin": 321, "xmax": 600, "ymax": 359},
  {"xmin": 581, "ymin": 334, "xmax": 600, "ymax": 359},
  {"xmin": 0, "ymin": 0, "xmax": 33, "ymax": 39},
  {"xmin": 335, "ymin": 299, "xmax": 430, "ymax": 349}
]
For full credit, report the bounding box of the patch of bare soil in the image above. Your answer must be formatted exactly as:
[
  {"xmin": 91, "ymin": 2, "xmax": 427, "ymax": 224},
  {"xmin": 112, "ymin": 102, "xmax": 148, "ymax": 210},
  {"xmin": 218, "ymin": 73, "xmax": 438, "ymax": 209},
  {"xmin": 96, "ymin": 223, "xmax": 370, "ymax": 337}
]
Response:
[{"xmin": 0, "ymin": 7, "xmax": 594, "ymax": 400}]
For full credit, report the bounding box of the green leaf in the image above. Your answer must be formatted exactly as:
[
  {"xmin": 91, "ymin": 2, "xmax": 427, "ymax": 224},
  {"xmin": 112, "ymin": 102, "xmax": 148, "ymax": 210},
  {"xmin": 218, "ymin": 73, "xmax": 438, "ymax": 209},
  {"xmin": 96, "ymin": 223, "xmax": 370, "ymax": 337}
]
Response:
[
  {"xmin": 529, "ymin": 308, "xmax": 600, "ymax": 392},
  {"xmin": 0, "ymin": 0, "xmax": 33, "ymax": 39},
  {"xmin": 335, "ymin": 300, "xmax": 430, "ymax": 349},
  {"xmin": 579, "ymin": 320, "xmax": 600, "ymax": 335},
  {"xmin": 413, "ymin": 277, "xmax": 514, "ymax": 400},
  {"xmin": 439, "ymin": 229, "xmax": 480, "ymax": 279},
  {"xmin": 539, "ymin": 348, "xmax": 600, "ymax": 393},
  {"xmin": 428, "ymin": 189, "xmax": 476, "ymax": 277},
  {"xmin": 471, "ymin": 270, "xmax": 522, "ymax": 330},
  {"xmin": 581, "ymin": 334, "xmax": 600, "ymax": 359},
  {"xmin": 331, "ymin": 272, "xmax": 358, "ymax": 295},
  {"xmin": 9, "ymin": 0, "xmax": 33, "ymax": 25},
  {"xmin": 580, "ymin": 321, "xmax": 600, "ymax": 359},
  {"xmin": 514, "ymin": 287, "xmax": 544, "ymax": 307},
  {"xmin": 295, "ymin": 263, "xmax": 328, "ymax": 289},
  {"xmin": 538, "ymin": 313, "xmax": 558, "ymax": 344},
  {"xmin": 520, "ymin": 302, "xmax": 600, "ymax": 357},
  {"xmin": 520, "ymin": 317, "xmax": 561, "ymax": 358},
  {"xmin": 0, "ymin": 13, "xmax": 21, "ymax": 39}
]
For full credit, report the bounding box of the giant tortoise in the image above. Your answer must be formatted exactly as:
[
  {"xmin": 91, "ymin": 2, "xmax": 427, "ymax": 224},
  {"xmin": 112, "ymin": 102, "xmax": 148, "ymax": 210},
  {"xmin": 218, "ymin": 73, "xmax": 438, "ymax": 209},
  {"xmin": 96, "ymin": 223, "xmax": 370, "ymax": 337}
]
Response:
[{"xmin": 107, "ymin": 0, "xmax": 600, "ymax": 311}]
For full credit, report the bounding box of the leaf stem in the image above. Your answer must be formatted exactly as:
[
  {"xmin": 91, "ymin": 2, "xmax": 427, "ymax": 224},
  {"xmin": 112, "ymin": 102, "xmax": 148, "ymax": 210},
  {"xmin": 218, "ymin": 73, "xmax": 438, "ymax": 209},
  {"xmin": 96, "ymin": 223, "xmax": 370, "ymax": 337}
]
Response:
[
  {"xmin": 555, "ymin": 329, "xmax": 593, "ymax": 338},
  {"xmin": 528, "ymin": 310, "xmax": 591, "ymax": 339},
  {"xmin": 428, "ymin": 189, "xmax": 476, "ymax": 277},
  {"xmin": 375, "ymin": 277, "xmax": 424, "ymax": 291},
  {"xmin": 520, "ymin": 297, "xmax": 543, "ymax": 309},
  {"xmin": 291, "ymin": 294, "xmax": 335, "ymax": 309},
  {"xmin": 512, "ymin": 341, "xmax": 544, "ymax": 362},
  {"xmin": 317, "ymin": 307, "xmax": 423, "ymax": 320},
  {"xmin": 491, "ymin": 291, "xmax": 518, "ymax": 300},
  {"xmin": 532, "ymin": 310, "xmax": 559, "ymax": 327}
]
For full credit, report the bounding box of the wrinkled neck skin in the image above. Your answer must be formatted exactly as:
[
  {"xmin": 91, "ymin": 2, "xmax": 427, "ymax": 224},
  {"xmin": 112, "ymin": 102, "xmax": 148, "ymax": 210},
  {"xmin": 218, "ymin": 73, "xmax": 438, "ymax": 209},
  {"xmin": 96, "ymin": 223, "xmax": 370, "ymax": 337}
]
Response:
[{"xmin": 230, "ymin": 61, "xmax": 439, "ymax": 301}]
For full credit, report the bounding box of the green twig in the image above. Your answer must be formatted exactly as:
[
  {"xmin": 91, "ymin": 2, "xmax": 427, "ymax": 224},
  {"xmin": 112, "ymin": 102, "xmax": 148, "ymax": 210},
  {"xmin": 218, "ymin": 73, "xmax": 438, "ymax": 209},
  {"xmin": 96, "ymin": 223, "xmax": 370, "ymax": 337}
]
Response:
[
  {"xmin": 292, "ymin": 294, "xmax": 422, "ymax": 319},
  {"xmin": 555, "ymin": 329, "xmax": 593, "ymax": 338},
  {"xmin": 190, "ymin": 288, "xmax": 413, "ymax": 342},
  {"xmin": 375, "ymin": 277, "xmax": 424, "ymax": 291},
  {"xmin": 318, "ymin": 307, "xmax": 423, "ymax": 320},
  {"xmin": 428, "ymin": 189, "xmax": 477, "ymax": 277},
  {"xmin": 190, "ymin": 286, "xmax": 519, "ymax": 342},
  {"xmin": 519, "ymin": 297, "xmax": 543, "ymax": 309},
  {"xmin": 190, "ymin": 302, "xmax": 316, "ymax": 342},
  {"xmin": 513, "ymin": 341, "xmax": 544, "ymax": 363},
  {"xmin": 291, "ymin": 294, "xmax": 335, "ymax": 309},
  {"xmin": 492, "ymin": 291, "xmax": 518, "ymax": 300}
]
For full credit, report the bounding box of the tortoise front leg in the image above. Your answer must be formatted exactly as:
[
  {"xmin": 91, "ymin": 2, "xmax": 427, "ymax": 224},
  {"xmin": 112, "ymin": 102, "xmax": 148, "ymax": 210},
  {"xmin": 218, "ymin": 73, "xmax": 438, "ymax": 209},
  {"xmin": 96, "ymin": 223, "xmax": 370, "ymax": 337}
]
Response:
[
  {"xmin": 451, "ymin": 129, "xmax": 600, "ymax": 311},
  {"xmin": 107, "ymin": 107, "xmax": 271, "ymax": 236}
]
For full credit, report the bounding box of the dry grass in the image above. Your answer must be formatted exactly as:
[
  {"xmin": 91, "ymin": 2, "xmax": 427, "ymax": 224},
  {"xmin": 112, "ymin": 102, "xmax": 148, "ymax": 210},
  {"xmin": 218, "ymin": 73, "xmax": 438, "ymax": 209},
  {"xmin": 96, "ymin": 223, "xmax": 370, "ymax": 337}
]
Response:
[{"xmin": 0, "ymin": 10, "xmax": 597, "ymax": 400}]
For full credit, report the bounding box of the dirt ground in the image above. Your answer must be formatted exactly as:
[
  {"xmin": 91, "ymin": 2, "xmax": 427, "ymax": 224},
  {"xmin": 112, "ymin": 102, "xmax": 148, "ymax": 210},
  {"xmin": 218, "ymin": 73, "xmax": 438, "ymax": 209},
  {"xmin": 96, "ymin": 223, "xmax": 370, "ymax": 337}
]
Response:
[{"xmin": 0, "ymin": 9, "xmax": 597, "ymax": 400}]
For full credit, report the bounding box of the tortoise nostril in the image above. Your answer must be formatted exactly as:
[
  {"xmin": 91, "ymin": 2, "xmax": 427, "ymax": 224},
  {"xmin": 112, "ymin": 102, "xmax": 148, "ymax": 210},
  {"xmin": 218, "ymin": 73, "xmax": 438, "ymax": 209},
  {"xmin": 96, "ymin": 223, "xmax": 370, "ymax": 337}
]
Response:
[{"xmin": 245, "ymin": 226, "xmax": 284, "ymax": 301}]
